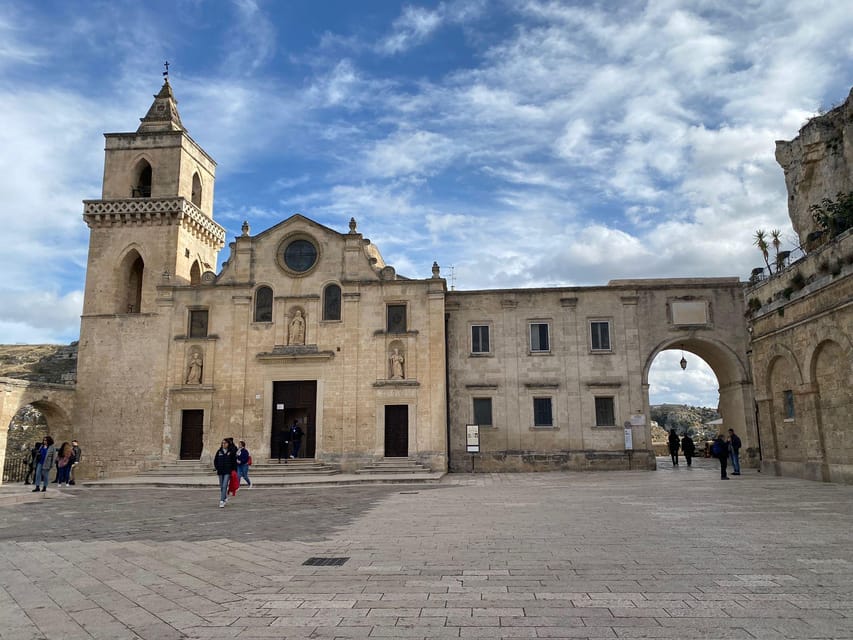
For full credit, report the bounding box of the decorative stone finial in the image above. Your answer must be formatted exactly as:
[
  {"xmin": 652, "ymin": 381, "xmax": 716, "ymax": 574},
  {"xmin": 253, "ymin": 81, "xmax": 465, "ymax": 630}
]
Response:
[
  {"xmin": 431, "ymin": 261, "xmax": 440, "ymax": 278},
  {"xmin": 241, "ymin": 220, "xmax": 250, "ymax": 236},
  {"xmin": 348, "ymin": 217, "xmax": 357, "ymax": 234}
]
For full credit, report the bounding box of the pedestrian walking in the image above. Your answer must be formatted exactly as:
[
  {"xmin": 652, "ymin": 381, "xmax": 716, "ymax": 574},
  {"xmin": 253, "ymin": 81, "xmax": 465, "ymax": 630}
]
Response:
[
  {"xmin": 681, "ymin": 432, "xmax": 696, "ymax": 467},
  {"xmin": 69, "ymin": 439, "xmax": 82, "ymax": 485},
  {"xmin": 31, "ymin": 436, "xmax": 56, "ymax": 493},
  {"xmin": 289, "ymin": 420, "xmax": 304, "ymax": 459},
  {"xmin": 214, "ymin": 438, "xmax": 237, "ymax": 507},
  {"xmin": 55, "ymin": 442, "xmax": 73, "ymax": 486},
  {"xmin": 728, "ymin": 429, "xmax": 742, "ymax": 475},
  {"xmin": 668, "ymin": 428, "xmax": 680, "ymax": 466},
  {"xmin": 711, "ymin": 434, "xmax": 729, "ymax": 479},
  {"xmin": 235, "ymin": 440, "xmax": 252, "ymax": 488}
]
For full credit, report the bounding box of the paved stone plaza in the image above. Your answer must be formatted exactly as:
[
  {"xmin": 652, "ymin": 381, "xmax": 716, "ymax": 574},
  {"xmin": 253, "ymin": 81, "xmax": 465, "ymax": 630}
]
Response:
[{"xmin": 1, "ymin": 460, "xmax": 852, "ymax": 639}]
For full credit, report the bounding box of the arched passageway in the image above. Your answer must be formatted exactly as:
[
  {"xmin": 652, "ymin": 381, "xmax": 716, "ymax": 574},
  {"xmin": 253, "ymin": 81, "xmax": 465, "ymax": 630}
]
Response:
[{"xmin": 643, "ymin": 336, "xmax": 758, "ymax": 467}]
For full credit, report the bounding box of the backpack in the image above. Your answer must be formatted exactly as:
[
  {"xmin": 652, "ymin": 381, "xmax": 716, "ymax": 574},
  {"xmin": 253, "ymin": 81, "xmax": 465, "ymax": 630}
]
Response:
[
  {"xmin": 247, "ymin": 455, "xmax": 252, "ymax": 466},
  {"xmin": 711, "ymin": 441, "xmax": 723, "ymax": 458}
]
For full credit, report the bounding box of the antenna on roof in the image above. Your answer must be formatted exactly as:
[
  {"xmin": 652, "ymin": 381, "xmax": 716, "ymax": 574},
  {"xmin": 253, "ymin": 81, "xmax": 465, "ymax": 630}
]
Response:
[{"xmin": 449, "ymin": 265, "xmax": 456, "ymax": 291}]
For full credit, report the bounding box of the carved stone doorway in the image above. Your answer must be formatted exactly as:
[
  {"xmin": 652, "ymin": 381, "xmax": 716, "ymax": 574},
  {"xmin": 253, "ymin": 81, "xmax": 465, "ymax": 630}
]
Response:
[
  {"xmin": 180, "ymin": 409, "xmax": 204, "ymax": 460},
  {"xmin": 272, "ymin": 381, "xmax": 316, "ymax": 459},
  {"xmin": 384, "ymin": 404, "xmax": 408, "ymax": 457}
]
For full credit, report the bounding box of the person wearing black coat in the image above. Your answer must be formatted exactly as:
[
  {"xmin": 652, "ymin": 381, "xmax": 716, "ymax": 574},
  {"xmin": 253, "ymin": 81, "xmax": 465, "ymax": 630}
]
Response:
[
  {"xmin": 681, "ymin": 433, "xmax": 696, "ymax": 467},
  {"xmin": 667, "ymin": 429, "xmax": 680, "ymax": 466},
  {"xmin": 214, "ymin": 439, "xmax": 237, "ymax": 508}
]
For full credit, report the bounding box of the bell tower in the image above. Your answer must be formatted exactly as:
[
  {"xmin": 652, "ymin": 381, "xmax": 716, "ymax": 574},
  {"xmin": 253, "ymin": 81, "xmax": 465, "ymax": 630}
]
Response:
[{"xmin": 81, "ymin": 76, "xmax": 225, "ymax": 315}]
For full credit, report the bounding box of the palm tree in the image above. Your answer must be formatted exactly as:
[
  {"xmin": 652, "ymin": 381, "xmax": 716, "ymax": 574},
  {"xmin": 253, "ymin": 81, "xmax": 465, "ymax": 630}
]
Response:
[
  {"xmin": 771, "ymin": 228, "xmax": 783, "ymax": 270},
  {"xmin": 754, "ymin": 229, "xmax": 772, "ymax": 274}
]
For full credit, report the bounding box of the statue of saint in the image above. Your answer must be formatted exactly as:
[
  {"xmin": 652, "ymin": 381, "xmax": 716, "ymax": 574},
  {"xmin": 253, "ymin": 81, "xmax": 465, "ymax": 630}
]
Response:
[
  {"xmin": 390, "ymin": 348, "xmax": 405, "ymax": 380},
  {"xmin": 289, "ymin": 310, "xmax": 306, "ymax": 345},
  {"xmin": 185, "ymin": 352, "xmax": 203, "ymax": 384}
]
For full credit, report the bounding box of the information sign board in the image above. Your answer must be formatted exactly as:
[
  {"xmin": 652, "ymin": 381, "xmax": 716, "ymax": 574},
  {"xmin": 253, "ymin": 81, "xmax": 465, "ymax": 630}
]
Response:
[{"xmin": 466, "ymin": 424, "xmax": 480, "ymax": 453}]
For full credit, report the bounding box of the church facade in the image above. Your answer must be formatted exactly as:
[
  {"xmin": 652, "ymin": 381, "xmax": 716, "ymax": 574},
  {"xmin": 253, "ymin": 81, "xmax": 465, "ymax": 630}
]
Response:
[{"xmin": 59, "ymin": 80, "xmax": 760, "ymax": 479}]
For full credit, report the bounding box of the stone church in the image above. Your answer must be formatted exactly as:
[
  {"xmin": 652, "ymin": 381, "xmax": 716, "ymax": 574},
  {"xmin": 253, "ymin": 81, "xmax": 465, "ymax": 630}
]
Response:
[{"xmin": 3, "ymin": 79, "xmax": 771, "ymax": 480}]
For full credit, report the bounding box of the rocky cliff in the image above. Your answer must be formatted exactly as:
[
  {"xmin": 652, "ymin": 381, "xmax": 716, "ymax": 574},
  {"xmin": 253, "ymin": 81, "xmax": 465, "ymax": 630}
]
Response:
[{"xmin": 776, "ymin": 87, "xmax": 853, "ymax": 245}]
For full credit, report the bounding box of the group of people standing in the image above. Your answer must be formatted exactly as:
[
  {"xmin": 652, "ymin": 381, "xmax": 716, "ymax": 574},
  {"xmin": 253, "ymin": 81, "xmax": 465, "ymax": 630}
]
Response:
[
  {"xmin": 213, "ymin": 438, "xmax": 253, "ymax": 508},
  {"xmin": 25, "ymin": 437, "xmax": 82, "ymax": 493},
  {"xmin": 276, "ymin": 420, "xmax": 304, "ymax": 462},
  {"xmin": 667, "ymin": 427, "xmax": 742, "ymax": 480}
]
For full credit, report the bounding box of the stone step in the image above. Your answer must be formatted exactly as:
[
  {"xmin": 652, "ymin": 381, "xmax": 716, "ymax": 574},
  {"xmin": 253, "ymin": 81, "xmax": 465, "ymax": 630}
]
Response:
[
  {"xmin": 356, "ymin": 458, "xmax": 431, "ymax": 474},
  {"xmin": 141, "ymin": 460, "xmax": 339, "ymax": 477}
]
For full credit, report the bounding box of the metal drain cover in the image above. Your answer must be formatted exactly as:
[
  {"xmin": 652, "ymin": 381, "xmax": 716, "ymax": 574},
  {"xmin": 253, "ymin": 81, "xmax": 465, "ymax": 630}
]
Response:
[{"xmin": 303, "ymin": 557, "xmax": 349, "ymax": 566}]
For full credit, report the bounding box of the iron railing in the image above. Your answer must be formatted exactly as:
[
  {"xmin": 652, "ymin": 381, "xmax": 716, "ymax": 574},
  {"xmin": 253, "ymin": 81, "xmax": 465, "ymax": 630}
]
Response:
[{"xmin": 2, "ymin": 457, "xmax": 30, "ymax": 483}]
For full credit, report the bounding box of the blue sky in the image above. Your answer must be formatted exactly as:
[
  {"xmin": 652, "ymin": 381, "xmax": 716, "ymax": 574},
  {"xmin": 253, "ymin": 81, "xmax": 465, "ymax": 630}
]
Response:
[{"xmin": 1, "ymin": 0, "xmax": 851, "ymax": 407}]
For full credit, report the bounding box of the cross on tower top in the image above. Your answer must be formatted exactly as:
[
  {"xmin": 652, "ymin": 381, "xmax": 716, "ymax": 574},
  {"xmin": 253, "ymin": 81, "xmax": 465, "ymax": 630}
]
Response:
[{"xmin": 163, "ymin": 61, "xmax": 170, "ymax": 78}]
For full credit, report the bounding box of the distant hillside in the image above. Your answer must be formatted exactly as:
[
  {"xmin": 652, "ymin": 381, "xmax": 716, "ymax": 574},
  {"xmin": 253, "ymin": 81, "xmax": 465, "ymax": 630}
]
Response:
[
  {"xmin": 650, "ymin": 404, "xmax": 720, "ymax": 442},
  {"xmin": 0, "ymin": 344, "xmax": 77, "ymax": 385}
]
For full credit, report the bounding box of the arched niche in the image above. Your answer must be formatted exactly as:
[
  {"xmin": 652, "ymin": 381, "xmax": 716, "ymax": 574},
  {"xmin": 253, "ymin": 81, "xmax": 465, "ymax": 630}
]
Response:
[
  {"xmin": 190, "ymin": 260, "xmax": 201, "ymax": 286},
  {"xmin": 191, "ymin": 172, "xmax": 202, "ymax": 208},
  {"xmin": 117, "ymin": 248, "xmax": 144, "ymax": 314},
  {"xmin": 132, "ymin": 159, "xmax": 152, "ymax": 198}
]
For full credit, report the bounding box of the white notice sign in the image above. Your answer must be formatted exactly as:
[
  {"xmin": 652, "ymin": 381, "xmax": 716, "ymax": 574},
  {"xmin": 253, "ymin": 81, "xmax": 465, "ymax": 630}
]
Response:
[
  {"xmin": 276, "ymin": 403, "xmax": 285, "ymax": 410},
  {"xmin": 466, "ymin": 424, "xmax": 480, "ymax": 453},
  {"xmin": 624, "ymin": 427, "xmax": 633, "ymax": 450}
]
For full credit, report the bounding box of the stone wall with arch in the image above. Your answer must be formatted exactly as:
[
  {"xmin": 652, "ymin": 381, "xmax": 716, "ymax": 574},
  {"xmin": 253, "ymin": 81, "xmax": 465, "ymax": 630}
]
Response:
[{"xmin": 0, "ymin": 378, "xmax": 76, "ymax": 485}]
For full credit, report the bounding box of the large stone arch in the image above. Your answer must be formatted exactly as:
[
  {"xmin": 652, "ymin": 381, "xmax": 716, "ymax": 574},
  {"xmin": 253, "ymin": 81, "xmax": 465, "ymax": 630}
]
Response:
[
  {"xmin": 642, "ymin": 335, "xmax": 757, "ymax": 462},
  {"xmin": 0, "ymin": 379, "xmax": 76, "ymax": 485},
  {"xmin": 809, "ymin": 339, "xmax": 853, "ymax": 482}
]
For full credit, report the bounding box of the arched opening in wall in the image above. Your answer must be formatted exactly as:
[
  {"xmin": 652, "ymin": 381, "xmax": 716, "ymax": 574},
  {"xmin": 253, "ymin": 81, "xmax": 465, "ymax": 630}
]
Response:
[
  {"xmin": 811, "ymin": 340, "xmax": 849, "ymax": 470},
  {"xmin": 766, "ymin": 354, "xmax": 802, "ymax": 467},
  {"xmin": 3, "ymin": 400, "xmax": 72, "ymax": 483},
  {"xmin": 648, "ymin": 349, "xmax": 719, "ymax": 466},
  {"xmin": 323, "ymin": 283, "xmax": 341, "ymax": 321},
  {"xmin": 645, "ymin": 337, "xmax": 752, "ymax": 471},
  {"xmin": 254, "ymin": 286, "xmax": 273, "ymax": 322},
  {"xmin": 191, "ymin": 172, "xmax": 202, "ymax": 208},
  {"xmin": 132, "ymin": 159, "xmax": 152, "ymax": 198},
  {"xmin": 118, "ymin": 249, "xmax": 144, "ymax": 313},
  {"xmin": 190, "ymin": 260, "xmax": 201, "ymax": 286}
]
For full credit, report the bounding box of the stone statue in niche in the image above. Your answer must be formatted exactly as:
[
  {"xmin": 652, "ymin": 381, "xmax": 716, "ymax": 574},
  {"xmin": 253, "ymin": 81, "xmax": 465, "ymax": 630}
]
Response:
[
  {"xmin": 390, "ymin": 348, "xmax": 405, "ymax": 380},
  {"xmin": 185, "ymin": 352, "xmax": 203, "ymax": 385},
  {"xmin": 288, "ymin": 310, "xmax": 306, "ymax": 345}
]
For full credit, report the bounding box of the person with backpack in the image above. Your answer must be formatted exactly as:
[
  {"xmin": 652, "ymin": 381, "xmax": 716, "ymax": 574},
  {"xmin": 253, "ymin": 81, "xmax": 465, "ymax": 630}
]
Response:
[
  {"xmin": 235, "ymin": 440, "xmax": 253, "ymax": 488},
  {"xmin": 711, "ymin": 434, "xmax": 729, "ymax": 479},
  {"xmin": 24, "ymin": 441, "xmax": 40, "ymax": 485},
  {"xmin": 728, "ymin": 429, "xmax": 742, "ymax": 475},
  {"xmin": 31, "ymin": 436, "xmax": 56, "ymax": 493},
  {"xmin": 214, "ymin": 438, "xmax": 237, "ymax": 507}
]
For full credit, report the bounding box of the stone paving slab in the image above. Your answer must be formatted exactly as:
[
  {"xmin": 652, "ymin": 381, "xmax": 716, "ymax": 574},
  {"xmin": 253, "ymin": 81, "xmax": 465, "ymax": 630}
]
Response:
[{"xmin": 1, "ymin": 458, "xmax": 852, "ymax": 639}]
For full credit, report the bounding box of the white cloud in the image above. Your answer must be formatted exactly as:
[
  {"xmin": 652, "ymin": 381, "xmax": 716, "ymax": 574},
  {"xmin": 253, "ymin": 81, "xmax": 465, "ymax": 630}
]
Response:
[
  {"xmin": 379, "ymin": 5, "xmax": 444, "ymax": 54},
  {"xmin": 362, "ymin": 130, "xmax": 458, "ymax": 178}
]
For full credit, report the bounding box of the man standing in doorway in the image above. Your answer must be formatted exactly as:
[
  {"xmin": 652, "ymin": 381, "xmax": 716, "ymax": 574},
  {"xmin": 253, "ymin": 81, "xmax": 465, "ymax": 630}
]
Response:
[
  {"xmin": 728, "ymin": 429, "xmax": 742, "ymax": 476},
  {"xmin": 289, "ymin": 420, "xmax": 304, "ymax": 459}
]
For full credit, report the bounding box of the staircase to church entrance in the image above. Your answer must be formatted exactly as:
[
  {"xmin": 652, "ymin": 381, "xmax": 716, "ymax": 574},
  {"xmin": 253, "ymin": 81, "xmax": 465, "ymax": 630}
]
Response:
[{"xmin": 141, "ymin": 459, "xmax": 339, "ymax": 478}]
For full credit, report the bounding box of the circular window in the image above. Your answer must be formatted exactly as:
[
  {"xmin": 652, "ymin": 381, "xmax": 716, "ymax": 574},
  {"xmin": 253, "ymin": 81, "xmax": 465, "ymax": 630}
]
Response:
[{"xmin": 283, "ymin": 239, "xmax": 317, "ymax": 273}]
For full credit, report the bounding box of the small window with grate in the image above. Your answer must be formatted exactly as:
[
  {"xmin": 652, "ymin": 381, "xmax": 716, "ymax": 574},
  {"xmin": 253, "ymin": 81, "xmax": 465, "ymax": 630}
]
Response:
[
  {"xmin": 533, "ymin": 397, "xmax": 553, "ymax": 427},
  {"xmin": 188, "ymin": 309, "xmax": 209, "ymax": 338},
  {"xmin": 473, "ymin": 397, "xmax": 493, "ymax": 426},
  {"xmin": 387, "ymin": 304, "xmax": 407, "ymax": 333},
  {"xmin": 594, "ymin": 396, "xmax": 615, "ymax": 426}
]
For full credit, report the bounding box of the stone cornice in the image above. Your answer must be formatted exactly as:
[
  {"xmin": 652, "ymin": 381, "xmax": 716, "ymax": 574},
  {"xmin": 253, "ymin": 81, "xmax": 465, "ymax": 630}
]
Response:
[{"xmin": 83, "ymin": 197, "xmax": 226, "ymax": 249}]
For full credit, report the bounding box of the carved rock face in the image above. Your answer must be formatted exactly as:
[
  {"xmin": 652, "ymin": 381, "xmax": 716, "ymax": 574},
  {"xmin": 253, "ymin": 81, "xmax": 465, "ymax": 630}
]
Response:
[{"xmin": 775, "ymin": 87, "xmax": 853, "ymax": 245}]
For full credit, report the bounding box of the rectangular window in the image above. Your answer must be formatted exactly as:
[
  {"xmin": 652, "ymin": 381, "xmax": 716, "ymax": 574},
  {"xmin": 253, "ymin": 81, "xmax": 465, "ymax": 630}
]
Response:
[
  {"xmin": 188, "ymin": 309, "xmax": 209, "ymax": 338},
  {"xmin": 533, "ymin": 397, "xmax": 553, "ymax": 427},
  {"xmin": 473, "ymin": 398, "xmax": 493, "ymax": 426},
  {"xmin": 471, "ymin": 325, "xmax": 490, "ymax": 353},
  {"xmin": 783, "ymin": 390, "xmax": 795, "ymax": 419},
  {"xmin": 387, "ymin": 304, "xmax": 407, "ymax": 334},
  {"xmin": 529, "ymin": 323, "xmax": 550, "ymax": 352},
  {"xmin": 594, "ymin": 396, "xmax": 616, "ymax": 426},
  {"xmin": 590, "ymin": 321, "xmax": 611, "ymax": 351}
]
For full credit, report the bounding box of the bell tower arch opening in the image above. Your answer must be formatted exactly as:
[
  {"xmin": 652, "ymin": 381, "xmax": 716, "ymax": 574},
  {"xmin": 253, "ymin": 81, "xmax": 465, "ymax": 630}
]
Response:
[
  {"xmin": 644, "ymin": 337, "xmax": 757, "ymax": 467},
  {"xmin": 117, "ymin": 248, "xmax": 144, "ymax": 314},
  {"xmin": 131, "ymin": 159, "xmax": 152, "ymax": 198}
]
